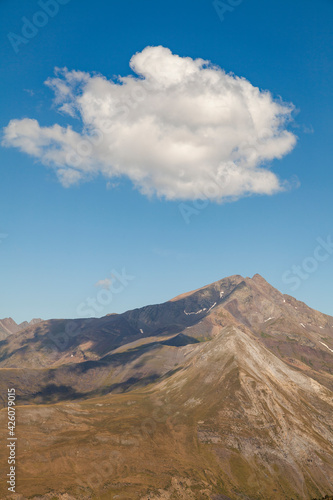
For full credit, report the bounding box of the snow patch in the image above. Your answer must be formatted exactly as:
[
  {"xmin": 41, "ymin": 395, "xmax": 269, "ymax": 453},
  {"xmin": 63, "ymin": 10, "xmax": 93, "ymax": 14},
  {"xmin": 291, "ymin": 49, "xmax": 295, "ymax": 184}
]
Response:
[
  {"xmin": 300, "ymin": 323, "xmax": 306, "ymax": 328},
  {"xmin": 320, "ymin": 341, "xmax": 333, "ymax": 353},
  {"xmin": 140, "ymin": 329, "xmax": 144, "ymax": 334},
  {"xmin": 207, "ymin": 302, "xmax": 216, "ymax": 312},
  {"xmin": 264, "ymin": 317, "xmax": 274, "ymax": 322},
  {"xmin": 184, "ymin": 308, "xmax": 206, "ymax": 315}
]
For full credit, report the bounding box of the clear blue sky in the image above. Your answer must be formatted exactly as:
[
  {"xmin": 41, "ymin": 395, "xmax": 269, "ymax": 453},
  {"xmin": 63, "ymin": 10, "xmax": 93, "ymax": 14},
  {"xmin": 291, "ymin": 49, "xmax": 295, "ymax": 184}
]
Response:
[{"xmin": 0, "ymin": 0, "xmax": 332, "ymax": 323}]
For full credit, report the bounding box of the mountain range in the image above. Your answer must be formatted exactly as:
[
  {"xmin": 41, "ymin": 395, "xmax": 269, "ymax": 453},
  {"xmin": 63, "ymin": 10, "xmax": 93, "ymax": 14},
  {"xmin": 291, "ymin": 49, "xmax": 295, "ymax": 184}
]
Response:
[
  {"xmin": 0, "ymin": 274, "xmax": 332, "ymax": 499},
  {"xmin": 0, "ymin": 317, "xmax": 42, "ymax": 340}
]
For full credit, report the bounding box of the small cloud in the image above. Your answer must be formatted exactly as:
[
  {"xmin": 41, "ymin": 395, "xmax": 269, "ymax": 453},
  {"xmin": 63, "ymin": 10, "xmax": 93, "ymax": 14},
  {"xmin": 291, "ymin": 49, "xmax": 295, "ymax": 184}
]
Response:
[
  {"xmin": 106, "ymin": 181, "xmax": 120, "ymax": 190},
  {"xmin": 302, "ymin": 124, "xmax": 314, "ymax": 134},
  {"xmin": 95, "ymin": 278, "xmax": 112, "ymax": 290},
  {"xmin": 24, "ymin": 89, "xmax": 35, "ymax": 96},
  {"xmin": 291, "ymin": 122, "xmax": 314, "ymax": 135}
]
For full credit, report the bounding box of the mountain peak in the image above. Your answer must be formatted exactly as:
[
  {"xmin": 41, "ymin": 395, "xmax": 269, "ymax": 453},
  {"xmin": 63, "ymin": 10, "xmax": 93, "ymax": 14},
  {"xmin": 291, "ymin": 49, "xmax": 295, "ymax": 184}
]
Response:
[
  {"xmin": 170, "ymin": 274, "xmax": 245, "ymax": 303},
  {"xmin": 249, "ymin": 273, "xmax": 269, "ymax": 283},
  {"xmin": 0, "ymin": 317, "xmax": 43, "ymax": 340},
  {"xmin": 252, "ymin": 272, "xmax": 264, "ymax": 279}
]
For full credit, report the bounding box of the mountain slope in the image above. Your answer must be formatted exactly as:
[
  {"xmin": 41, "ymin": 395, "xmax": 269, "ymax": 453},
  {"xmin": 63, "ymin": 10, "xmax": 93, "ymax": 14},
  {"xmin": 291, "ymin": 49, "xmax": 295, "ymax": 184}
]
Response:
[
  {"xmin": 0, "ymin": 275, "xmax": 333, "ymax": 499},
  {"xmin": 0, "ymin": 274, "xmax": 332, "ymax": 395},
  {"xmin": 0, "ymin": 325, "xmax": 332, "ymax": 499},
  {"xmin": 153, "ymin": 326, "xmax": 333, "ymax": 498}
]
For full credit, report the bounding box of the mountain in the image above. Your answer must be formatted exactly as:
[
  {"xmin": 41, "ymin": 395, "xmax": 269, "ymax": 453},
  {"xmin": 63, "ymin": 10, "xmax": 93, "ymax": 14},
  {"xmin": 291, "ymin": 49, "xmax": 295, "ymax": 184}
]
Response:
[
  {"xmin": 0, "ymin": 317, "xmax": 19, "ymax": 339},
  {"xmin": 0, "ymin": 275, "xmax": 332, "ymax": 499},
  {"xmin": 0, "ymin": 317, "xmax": 42, "ymax": 340}
]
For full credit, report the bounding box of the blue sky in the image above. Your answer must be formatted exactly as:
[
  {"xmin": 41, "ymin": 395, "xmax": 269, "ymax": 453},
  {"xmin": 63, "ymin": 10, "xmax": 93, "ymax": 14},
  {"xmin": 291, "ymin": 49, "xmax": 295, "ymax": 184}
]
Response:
[{"xmin": 0, "ymin": 0, "xmax": 332, "ymax": 323}]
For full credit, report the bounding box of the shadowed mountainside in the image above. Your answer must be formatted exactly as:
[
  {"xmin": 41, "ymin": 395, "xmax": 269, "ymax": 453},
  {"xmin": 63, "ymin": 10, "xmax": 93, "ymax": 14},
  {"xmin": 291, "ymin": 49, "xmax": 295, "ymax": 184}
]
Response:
[{"xmin": 0, "ymin": 274, "xmax": 332, "ymax": 499}]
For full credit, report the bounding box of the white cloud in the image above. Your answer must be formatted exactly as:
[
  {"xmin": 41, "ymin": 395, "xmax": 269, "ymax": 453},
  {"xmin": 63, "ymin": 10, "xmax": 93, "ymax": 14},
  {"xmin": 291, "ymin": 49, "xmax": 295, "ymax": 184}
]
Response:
[
  {"xmin": 2, "ymin": 46, "xmax": 297, "ymax": 201},
  {"xmin": 94, "ymin": 278, "xmax": 112, "ymax": 290}
]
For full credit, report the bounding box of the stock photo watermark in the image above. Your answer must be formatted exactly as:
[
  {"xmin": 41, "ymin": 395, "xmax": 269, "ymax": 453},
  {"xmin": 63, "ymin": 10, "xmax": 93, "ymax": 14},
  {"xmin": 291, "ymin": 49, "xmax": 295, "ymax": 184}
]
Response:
[
  {"xmin": 47, "ymin": 268, "xmax": 134, "ymax": 352},
  {"xmin": 179, "ymin": 198, "xmax": 211, "ymax": 225},
  {"xmin": 7, "ymin": 388, "xmax": 16, "ymax": 494},
  {"xmin": 282, "ymin": 236, "xmax": 333, "ymax": 291},
  {"xmin": 178, "ymin": 129, "xmax": 276, "ymax": 224},
  {"xmin": 213, "ymin": 0, "xmax": 244, "ymax": 22},
  {"xmin": 7, "ymin": 0, "xmax": 71, "ymax": 54}
]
